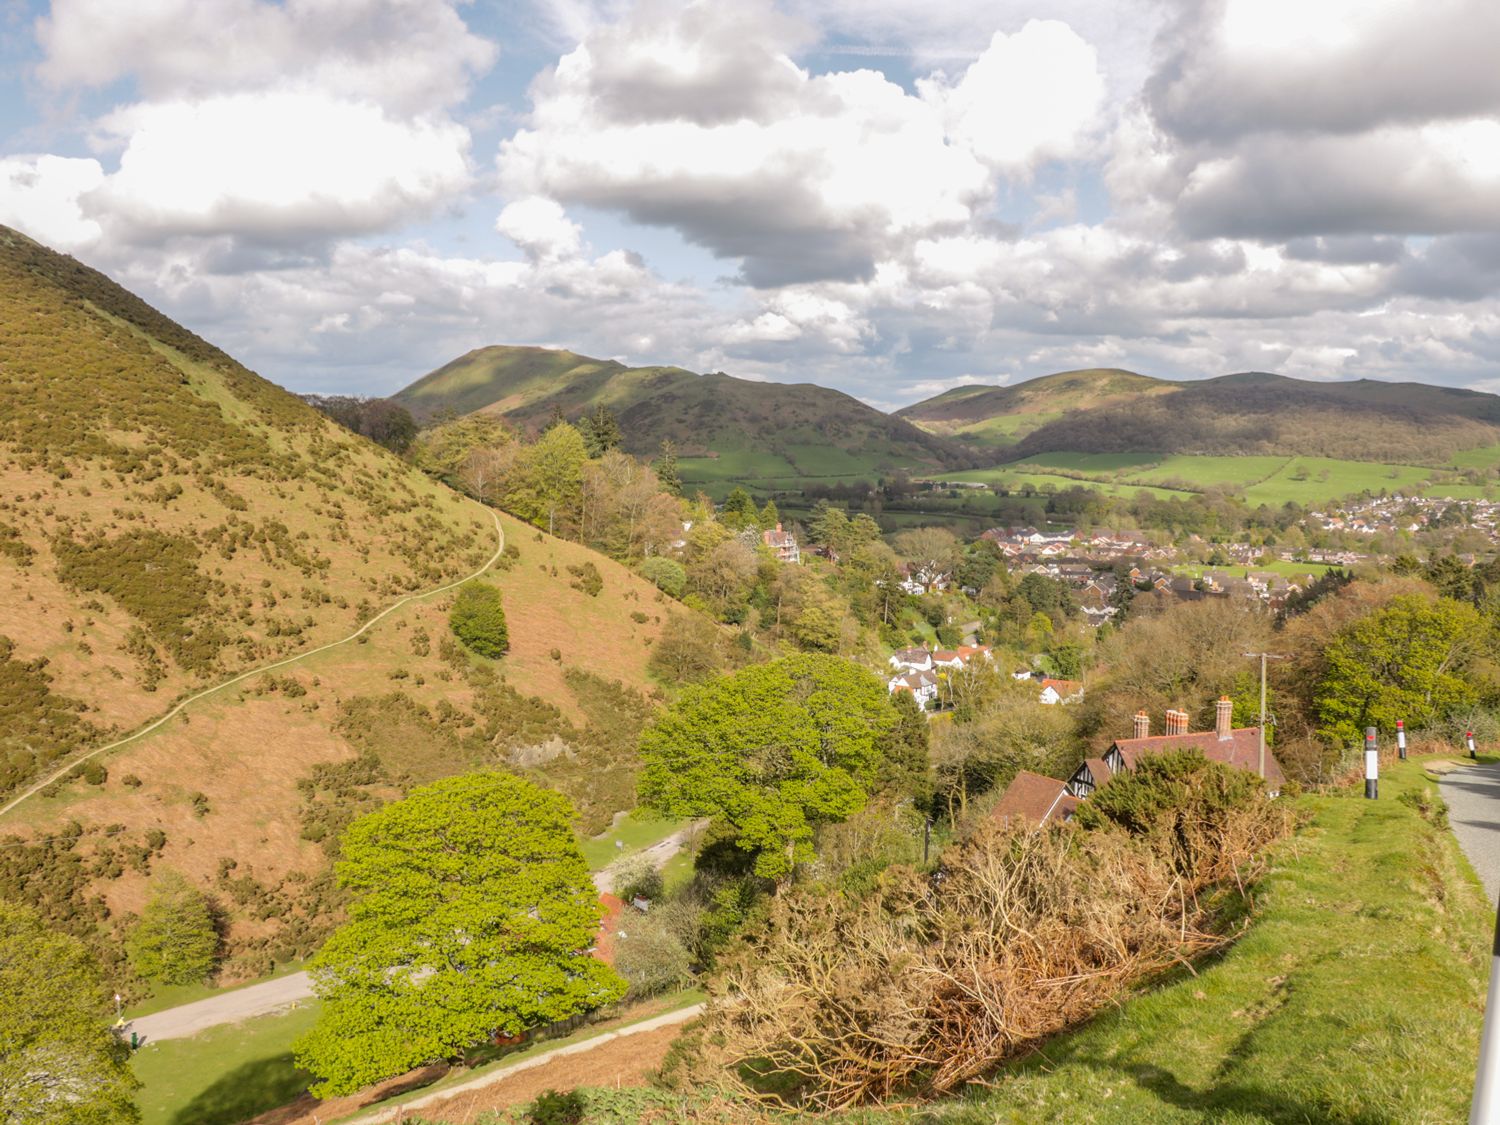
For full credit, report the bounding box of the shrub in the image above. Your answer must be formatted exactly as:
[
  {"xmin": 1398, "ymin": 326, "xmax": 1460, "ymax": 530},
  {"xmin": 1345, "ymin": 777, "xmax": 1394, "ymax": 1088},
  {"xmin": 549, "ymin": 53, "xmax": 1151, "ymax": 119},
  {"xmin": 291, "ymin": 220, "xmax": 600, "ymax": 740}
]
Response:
[
  {"xmin": 613, "ymin": 856, "xmax": 664, "ymax": 904},
  {"xmin": 639, "ymin": 557, "xmax": 686, "ymax": 599},
  {"xmin": 449, "ymin": 581, "xmax": 509, "ymax": 659},
  {"xmin": 126, "ymin": 871, "xmax": 219, "ymax": 984},
  {"xmin": 567, "ymin": 562, "xmax": 603, "ymax": 597},
  {"xmin": 528, "ymin": 1089, "xmax": 586, "ymax": 1125},
  {"xmin": 615, "ymin": 910, "xmax": 694, "ymax": 999}
]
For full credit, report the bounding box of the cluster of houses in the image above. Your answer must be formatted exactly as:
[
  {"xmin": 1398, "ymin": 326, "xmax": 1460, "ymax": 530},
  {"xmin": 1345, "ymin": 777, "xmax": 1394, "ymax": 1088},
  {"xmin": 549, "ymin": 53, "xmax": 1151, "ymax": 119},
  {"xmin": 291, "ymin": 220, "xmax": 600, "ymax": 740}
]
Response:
[
  {"xmin": 993, "ymin": 697, "xmax": 1286, "ymax": 827},
  {"xmin": 886, "ymin": 644, "xmax": 993, "ymax": 708}
]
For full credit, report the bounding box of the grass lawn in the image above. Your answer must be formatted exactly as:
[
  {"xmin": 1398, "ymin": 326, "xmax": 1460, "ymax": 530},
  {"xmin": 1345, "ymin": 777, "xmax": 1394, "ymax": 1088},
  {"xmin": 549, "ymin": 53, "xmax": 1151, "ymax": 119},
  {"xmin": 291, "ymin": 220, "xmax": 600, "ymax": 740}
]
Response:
[
  {"xmin": 130, "ymin": 1001, "xmax": 320, "ymax": 1125},
  {"xmin": 579, "ymin": 810, "xmax": 689, "ymax": 872},
  {"xmin": 855, "ymin": 757, "xmax": 1491, "ymax": 1122}
]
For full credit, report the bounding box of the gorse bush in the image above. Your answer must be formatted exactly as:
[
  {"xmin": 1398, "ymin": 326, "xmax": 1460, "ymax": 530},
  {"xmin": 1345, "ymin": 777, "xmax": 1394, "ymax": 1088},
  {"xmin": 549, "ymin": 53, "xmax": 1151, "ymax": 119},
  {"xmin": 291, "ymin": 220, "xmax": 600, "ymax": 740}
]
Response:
[{"xmin": 449, "ymin": 581, "xmax": 509, "ymax": 658}]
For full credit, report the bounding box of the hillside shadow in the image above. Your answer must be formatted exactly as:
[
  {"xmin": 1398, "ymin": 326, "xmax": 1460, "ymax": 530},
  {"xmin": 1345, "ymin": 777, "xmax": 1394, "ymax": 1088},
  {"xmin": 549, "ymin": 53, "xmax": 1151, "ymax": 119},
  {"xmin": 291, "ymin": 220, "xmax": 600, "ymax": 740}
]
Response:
[{"xmin": 169, "ymin": 1053, "xmax": 312, "ymax": 1125}]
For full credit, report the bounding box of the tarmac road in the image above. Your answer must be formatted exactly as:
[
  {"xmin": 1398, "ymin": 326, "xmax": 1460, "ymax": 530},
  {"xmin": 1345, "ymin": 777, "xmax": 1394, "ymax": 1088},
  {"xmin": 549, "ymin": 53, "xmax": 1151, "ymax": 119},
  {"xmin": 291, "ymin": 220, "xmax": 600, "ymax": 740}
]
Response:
[{"xmin": 1437, "ymin": 759, "xmax": 1500, "ymax": 903}]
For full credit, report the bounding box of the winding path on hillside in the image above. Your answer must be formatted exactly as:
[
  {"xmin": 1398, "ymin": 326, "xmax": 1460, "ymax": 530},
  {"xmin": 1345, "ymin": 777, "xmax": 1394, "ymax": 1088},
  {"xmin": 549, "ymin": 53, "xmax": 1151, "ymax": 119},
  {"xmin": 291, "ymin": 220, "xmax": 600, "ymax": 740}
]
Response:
[
  {"xmin": 0, "ymin": 508, "xmax": 505, "ymax": 822},
  {"xmin": 1438, "ymin": 759, "xmax": 1500, "ymax": 903}
]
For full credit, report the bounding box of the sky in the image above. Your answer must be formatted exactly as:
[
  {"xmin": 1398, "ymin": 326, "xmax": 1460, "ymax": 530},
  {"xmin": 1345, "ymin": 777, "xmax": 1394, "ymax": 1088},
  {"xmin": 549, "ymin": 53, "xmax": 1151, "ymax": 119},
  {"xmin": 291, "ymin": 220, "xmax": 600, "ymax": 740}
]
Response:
[{"xmin": 1, "ymin": 0, "xmax": 1498, "ymax": 410}]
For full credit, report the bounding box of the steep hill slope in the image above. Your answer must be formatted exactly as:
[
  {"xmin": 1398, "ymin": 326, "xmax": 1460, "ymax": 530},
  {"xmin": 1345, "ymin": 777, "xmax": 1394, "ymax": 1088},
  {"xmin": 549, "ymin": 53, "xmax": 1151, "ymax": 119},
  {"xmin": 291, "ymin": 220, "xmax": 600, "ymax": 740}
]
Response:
[
  {"xmin": 395, "ymin": 345, "xmax": 968, "ymax": 472},
  {"xmin": 0, "ymin": 228, "xmax": 686, "ymax": 978},
  {"xmin": 897, "ymin": 368, "xmax": 1174, "ymax": 449}
]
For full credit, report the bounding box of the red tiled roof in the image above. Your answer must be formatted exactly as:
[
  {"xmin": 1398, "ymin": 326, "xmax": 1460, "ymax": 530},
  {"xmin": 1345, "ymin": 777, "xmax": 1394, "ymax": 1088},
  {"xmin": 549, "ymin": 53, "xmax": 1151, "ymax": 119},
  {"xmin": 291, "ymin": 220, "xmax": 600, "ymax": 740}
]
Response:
[
  {"xmin": 1041, "ymin": 678, "xmax": 1083, "ymax": 695},
  {"xmin": 1109, "ymin": 727, "xmax": 1285, "ymax": 788},
  {"xmin": 993, "ymin": 770, "xmax": 1070, "ymax": 826},
  {"xmin": 1083, "ymin": 756, "xmax": 1112, "ymax": 787}
]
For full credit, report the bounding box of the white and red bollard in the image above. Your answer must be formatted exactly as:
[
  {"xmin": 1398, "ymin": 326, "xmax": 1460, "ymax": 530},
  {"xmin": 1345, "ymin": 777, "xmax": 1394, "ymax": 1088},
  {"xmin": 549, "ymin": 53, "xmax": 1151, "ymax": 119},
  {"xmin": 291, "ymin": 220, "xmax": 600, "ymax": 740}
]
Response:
[
  {"xmin": 1397, "ymin": 719, "xmax": 1407, "ymax": 761},
  {"xmin": 1471, "ymin": 730, "xmax": 1479, "ymax": 760},
  {"xmin": 1364, "ymin": 727, "xmax": 1378, "ymax": 800}
]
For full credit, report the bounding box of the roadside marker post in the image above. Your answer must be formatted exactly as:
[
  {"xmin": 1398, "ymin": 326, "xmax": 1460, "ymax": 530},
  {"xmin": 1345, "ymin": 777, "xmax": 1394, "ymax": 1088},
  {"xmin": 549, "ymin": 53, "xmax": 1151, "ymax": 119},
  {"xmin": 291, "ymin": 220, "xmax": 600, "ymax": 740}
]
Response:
[
  {"xmin": 1471, "ymin": 898, "xmax": 1500, "ymax": 1123},
  {"xmin": 1397, "ymin": 719, "xmax": 1406, "ymax": 761},
  {"xmin": 1472, "ymin": 730, "xmax": 1479, "ymax": 760},
  {"xmin": 1364, "ymin": 728, "xmax": 1378, "ymax": 800}
]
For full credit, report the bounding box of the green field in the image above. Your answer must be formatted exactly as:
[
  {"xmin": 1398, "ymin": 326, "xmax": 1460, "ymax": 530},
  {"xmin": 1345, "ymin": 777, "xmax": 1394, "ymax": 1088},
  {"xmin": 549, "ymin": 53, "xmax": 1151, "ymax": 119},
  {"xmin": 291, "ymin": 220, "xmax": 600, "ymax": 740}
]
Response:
[{"xmin": 936, "ymin": 452, "xmax": 1454, "ymax": 508}]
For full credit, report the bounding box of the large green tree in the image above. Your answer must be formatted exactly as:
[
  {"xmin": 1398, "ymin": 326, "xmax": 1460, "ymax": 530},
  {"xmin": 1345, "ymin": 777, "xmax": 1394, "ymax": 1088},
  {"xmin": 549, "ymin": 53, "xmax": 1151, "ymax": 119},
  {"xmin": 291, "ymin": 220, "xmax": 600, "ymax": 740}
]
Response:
[
  {"xmin": 125, "ymin": 871, "xmax": 218, "ymax": 985},
  {"xmin": 527, "ymin": 422, "xmax": 588, "ymax": 536},
  {"xmin": 0, "ymin": 899, "xmax": 139, "ymax": 1123},
  {"xmin": 1315, "ymin": 594, "xmax": 1491, "ymax": 746},
  {"xmin": 638, "ymin": 654, "xmax": 898, "ymax": 879},
  {"xmin": 294, "ymin": 773, "xmax": 623, "ymax": 1096}
]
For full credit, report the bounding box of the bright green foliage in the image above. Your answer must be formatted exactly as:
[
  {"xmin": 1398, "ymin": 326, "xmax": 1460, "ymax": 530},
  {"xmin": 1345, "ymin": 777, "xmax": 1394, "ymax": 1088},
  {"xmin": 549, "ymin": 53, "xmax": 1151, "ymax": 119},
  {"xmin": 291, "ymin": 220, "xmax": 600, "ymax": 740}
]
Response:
[
  {"xmin": 638, "ymin": 654, "xmax": 898, "ymax": 879},
  {"xmin": 0, "ymin": 899, "xmax": 139, "ymax": 1124},
  {"xmin": 294, "ymin": 773, "xmax": 624, "ymax": 1096},
  {"xmin": 448, "ymin": 581, "xmax": 509, "ymax": 658},
  {"xmin": 528, "ymin": 422, "xmax": 588, "ymax": 536},
  {"xmin": 126, "ymin": 871, "xmax": 219, "ymax": 985},
  {"xmin": 1315, "ymin": 594, "xmax": 1490, "ymax": 746},
  {"xmin": 638, "ymin": 556, "xmax": 686, "ymax": 598}
]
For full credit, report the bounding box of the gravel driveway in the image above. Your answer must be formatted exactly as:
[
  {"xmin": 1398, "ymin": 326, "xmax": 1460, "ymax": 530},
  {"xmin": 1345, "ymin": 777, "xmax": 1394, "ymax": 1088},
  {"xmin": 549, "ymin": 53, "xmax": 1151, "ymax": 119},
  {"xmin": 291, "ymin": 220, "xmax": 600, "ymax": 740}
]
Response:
[{"xmin": 1438, "ymin": 759, "xmax": 1500, "ymax": 904}]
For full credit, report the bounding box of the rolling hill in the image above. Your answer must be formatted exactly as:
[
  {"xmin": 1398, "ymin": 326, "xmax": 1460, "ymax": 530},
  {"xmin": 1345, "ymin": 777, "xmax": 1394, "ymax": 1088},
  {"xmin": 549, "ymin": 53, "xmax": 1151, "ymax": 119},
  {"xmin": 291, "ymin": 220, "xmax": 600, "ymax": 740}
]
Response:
[
  {"xmin": 896, "ymin": 368, "xmax": 1176, "ymax": 450},
  {"xmin": 901, "ymin": 368, "xmax": 1500, "ymax": 465},
  {"xmin": 0, "ymin": 226, "xmax": 692, "ymax": 979},
  {"xmin": 394, "ymin": 345, "xmax": 971, "ymax": 479}
]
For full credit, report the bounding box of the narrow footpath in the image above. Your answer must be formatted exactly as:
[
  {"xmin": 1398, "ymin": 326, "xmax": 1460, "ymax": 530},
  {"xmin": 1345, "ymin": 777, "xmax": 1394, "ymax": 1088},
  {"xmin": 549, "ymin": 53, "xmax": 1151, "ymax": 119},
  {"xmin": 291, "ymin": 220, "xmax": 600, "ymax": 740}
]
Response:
[{"xmin": 1437, "ymin": 758, "xmax": 1500, "ymax": 903}]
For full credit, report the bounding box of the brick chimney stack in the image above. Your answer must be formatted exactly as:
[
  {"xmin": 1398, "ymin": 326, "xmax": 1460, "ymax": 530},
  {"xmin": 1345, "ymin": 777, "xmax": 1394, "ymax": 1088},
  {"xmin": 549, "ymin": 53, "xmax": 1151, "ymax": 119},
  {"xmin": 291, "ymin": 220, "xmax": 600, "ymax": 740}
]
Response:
[
  {"xmin": 1133, "ymin": 709, "xmax": 1150, "ymax": 739},
  {"xmin": 1216, "ymin": 696, "xmax": 1234, "ymax": 740},
  {"xmin": 1165, "ymin": 708, "xmax": 1188, "ymax": 736}
]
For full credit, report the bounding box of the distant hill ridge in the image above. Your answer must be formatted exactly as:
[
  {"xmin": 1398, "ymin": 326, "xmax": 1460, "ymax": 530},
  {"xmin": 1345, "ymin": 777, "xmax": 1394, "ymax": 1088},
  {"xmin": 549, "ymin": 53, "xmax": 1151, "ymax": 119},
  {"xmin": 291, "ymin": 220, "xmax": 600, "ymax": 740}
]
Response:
[
  {"xmin": 395, "ymin": 344, "xmax": 974, "ymax": 471},
  {"xmin": 899, "ymin": 367, "xmax": 1500, "ymax": 463}
]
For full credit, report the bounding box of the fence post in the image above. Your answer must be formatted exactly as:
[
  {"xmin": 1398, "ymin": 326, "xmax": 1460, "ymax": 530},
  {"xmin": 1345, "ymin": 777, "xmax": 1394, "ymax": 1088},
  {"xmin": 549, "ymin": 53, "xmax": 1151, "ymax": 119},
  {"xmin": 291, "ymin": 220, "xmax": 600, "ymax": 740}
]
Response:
[
  {"xmin": 1397, "ymin": 719, "xmax": 1407, "ymax": 761},
  {"xmin": 1364, "ymin": 728, "xmax": 1378, "ymax": 800}
]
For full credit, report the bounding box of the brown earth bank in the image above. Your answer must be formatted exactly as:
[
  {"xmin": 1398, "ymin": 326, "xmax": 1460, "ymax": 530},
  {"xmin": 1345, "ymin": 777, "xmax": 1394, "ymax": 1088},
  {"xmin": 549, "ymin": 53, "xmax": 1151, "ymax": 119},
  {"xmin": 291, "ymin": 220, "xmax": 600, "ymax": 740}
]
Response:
[{"xmin": 243, "ymin": 999, "xmax": 691, "ymax": 1125}]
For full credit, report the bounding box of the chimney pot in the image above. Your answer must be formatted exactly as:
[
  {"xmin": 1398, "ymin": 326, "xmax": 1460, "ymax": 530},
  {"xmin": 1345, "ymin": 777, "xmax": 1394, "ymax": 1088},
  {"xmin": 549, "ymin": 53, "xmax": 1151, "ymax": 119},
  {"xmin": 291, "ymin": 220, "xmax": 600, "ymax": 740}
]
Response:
[
  {"xmin": 1165, "ymin": 708, "xmax": 1188, "ymax": 736},
  {"xmin": 1133, "ymin": 709, "xmax": 1150, "ymax": 739},
  {"xmin": 1216, "ymin": 695, "xmax": 1234, "ymax": 740}
]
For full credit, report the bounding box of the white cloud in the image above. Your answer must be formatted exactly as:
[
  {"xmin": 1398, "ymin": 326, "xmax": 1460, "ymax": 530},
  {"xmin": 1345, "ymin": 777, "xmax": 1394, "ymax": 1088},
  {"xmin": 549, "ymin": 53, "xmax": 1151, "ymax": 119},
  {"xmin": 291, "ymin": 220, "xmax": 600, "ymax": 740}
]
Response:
[
  {"xmin": 496, "ymin": 196, "xmax": 584, "ymax": 261},
  {"xmin": 500, "ymin": 2, "xmax": 1106, "ymax": 286},
  {"xmin": 85, "ymin": 93, "xmax": 472, "ymax": 244},
  {"xmin": 0, "ymin": 155, "xmax": 105, "ymax": 250},
  {"xmin": 37, "ymin": 0, "xmax": 496, "ymax": 114}
]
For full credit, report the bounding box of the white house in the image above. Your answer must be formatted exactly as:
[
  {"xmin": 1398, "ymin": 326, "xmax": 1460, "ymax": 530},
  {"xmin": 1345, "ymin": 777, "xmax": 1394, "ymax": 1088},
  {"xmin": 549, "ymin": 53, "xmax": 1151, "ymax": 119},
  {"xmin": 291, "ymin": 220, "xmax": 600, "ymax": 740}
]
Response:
[{"xmin": 888, "ymin": 669, "xmax": 939, "ymax": 706}]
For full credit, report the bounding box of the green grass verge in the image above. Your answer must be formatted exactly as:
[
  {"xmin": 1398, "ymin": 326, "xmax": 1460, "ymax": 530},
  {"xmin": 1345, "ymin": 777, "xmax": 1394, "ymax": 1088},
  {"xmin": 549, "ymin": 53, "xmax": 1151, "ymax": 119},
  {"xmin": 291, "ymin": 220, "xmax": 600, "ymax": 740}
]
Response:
[{"xmin": 130, "ymin": 1001, "xmax": 320, "ymax": 1125}]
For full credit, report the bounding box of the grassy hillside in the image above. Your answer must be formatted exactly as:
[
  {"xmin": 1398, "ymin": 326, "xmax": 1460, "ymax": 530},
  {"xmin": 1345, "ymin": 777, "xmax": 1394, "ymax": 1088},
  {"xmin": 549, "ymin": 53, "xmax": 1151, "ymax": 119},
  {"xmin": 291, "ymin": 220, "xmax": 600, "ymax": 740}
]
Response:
[
  {"xmin": 0, "ymin": 227, "xmax": 690, "ymax": 982},
  {"xmin": 1014, "ymin": 372, "xmax": 1500, "ymax": 463},
  {"xmin": 897, "ymin": 368, "xmax": 1175, "ymax": 450},
  {"xmin": 393, "ymin": 345, "xmax": 968, "ymax": 480}
]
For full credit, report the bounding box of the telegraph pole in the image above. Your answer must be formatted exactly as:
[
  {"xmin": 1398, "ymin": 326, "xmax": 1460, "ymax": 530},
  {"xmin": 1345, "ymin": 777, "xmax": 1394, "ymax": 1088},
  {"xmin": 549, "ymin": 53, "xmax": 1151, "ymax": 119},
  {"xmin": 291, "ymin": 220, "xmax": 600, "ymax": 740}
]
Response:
[{"xmin": 1242, "ymin": 652, "xmax": 1287, "ymax": 780}]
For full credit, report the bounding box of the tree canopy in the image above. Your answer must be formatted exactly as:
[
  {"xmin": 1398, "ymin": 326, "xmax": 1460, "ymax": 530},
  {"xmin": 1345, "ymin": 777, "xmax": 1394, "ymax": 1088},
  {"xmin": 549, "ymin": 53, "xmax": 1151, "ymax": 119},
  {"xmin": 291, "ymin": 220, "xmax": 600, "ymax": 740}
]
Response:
[
  {"xmin": 0, "ymin": 899, "xmax": 139, "ymax": 1124},
  {"xmin": 294, "ymin": 772, "xmax": 623, "ymax": 1096},
  {"xmin": 638, "ymin": 654, "xmax": 899, "ymax": 879},
  {"xmin": 449, "ymin": 581, "xmax": 509, "ymax": 659},
  {"xmin": 125, "ymin": 870, "xmax": 218, "ymax": 985},
  {"xmin": 1314, "ymin": 593, "xmax": 1492, "ymax": 746}
]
